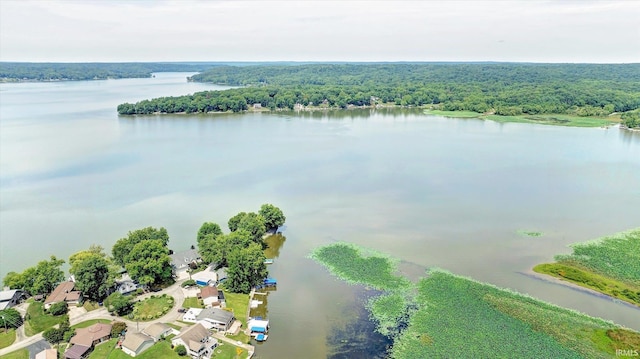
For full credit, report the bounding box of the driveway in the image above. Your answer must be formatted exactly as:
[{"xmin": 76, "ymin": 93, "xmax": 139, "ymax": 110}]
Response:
[{"xmin": 25, "ymin": 339, "xmax": 50, "ymax": 359}]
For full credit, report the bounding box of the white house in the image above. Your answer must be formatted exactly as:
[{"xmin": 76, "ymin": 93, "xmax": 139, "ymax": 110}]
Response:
[
  {"xmin": 0, "ymin": 288, "xmax": 24, "ymax": 310},
  {"xmin": 171, "ymin": 323, "xmax": 217, "ymax": 358},
  {"xmin": 182, "ymin": 308, "xmax": 203, "ymax": 323},
  {"xmin": 170, "ymin": 249, "xmax": 201, "ymax": 276},
  {"xmin": 121, "ymin": 332, "xmax": 154, "ymax": 357}
]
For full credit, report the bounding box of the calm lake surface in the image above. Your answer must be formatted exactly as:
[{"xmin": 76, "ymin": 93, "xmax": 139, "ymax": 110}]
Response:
[{"xmin": 1, "ymin": 73, "xmax": 639, "ymax": 358}]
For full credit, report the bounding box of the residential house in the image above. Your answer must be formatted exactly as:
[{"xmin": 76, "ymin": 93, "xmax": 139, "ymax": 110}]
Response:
[
  {"xmin": 45, "ymin": 281, "xmax": 82, "ymax": 309},
  {"xmin": 142, "ymin": 323, "xmax": 173, "ymax": 342},
  {"xmin": 198, "ymin": 286, "xmax": 219, "ymax": 308},
  {"xmin": 195, "ymin": 308, "xmax": 235, "ymax": 332},
  {"xmin": 121, "ymin": 332, "xmax": 155, "ymax": 357},
  {"xmin": 170, "ymin": 249, "xmax": 201, "ymax": 275},
  {"xmin": 191, "ymin": 267, "xmax": 217, "ymax": 287},
  {"xmin": 171, "ymin": 323, "xmax": 217, "ymax": 358},
  {"xmin": 35, "ymin": 349, "xmax": 57, "ymax": 359},
  {"xmin": 181, "ymin": 307, "xmax": 235, "ymax": 332},
  {"xmin": 115, "ymin": 280, "xmax": 138, "ymax": 295},
  {"xmin": 182, "ymin": 308, "xmax": 203, "ymax": 323},
  {"xmin": 65, "ymin": 322, "xmax": 112, "ymax": 359},
  {"xmin": 0, "ymin": 288, "xmax": 24, "ymax": 310}
]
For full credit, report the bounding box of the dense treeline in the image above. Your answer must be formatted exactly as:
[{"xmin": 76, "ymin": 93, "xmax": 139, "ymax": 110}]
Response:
[
  {"xmin": 0, "ymin": 62, "xmax": 215, "ymax": 81},
  {"xmin": 118, "ymin": 63, "xmax": 640, "ymax": 127}
]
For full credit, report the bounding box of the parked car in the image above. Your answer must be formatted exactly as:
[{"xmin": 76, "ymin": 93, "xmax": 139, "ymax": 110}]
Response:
[{"xmin": 178, "ymin": 308, "xmax": 186, "ymax": 313}]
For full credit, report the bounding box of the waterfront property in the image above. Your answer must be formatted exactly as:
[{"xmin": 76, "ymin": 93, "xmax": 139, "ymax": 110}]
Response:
[
  {"xmin": 44, "ymin": 281, "xmax": 82, "ymax": 309},
  {"xmin": 248, "ymin": 318, "xmax": 269, "ymax": 334},
  {"xmin": 191, "ymin": 267, "xmax": 217, "ymax": 287},
  {"xmin": 170, "ymin": 249, "xmax": 202, "ymax": 276},
  {"xmin": 182, "ymin": 307, "xmax": 236, "ymax": 332},
  {"xmin": 171, "ymin": 323, "xmax": 217, "ymax": 358},
  {"xmin": 0, "ymin": 289, "xmax": 24, "ymax": 310},
  {"xmin": 121, "ymin": 332, "xmax": 155, "ymax": 357}
]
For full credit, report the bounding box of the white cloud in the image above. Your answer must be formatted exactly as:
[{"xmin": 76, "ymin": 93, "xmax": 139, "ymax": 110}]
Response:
[{"xmin": 1, "ymin": 0, "xmax": 638, "ymax": 62}]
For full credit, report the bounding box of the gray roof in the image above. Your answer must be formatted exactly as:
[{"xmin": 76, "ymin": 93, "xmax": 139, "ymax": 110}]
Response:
[
  {"xmin": 143, "ymin": 323, "xmax": 171, "ymax": 338},
  {"xmin": 170, "ymin": 249, "xmax": 200, "ymax": 269},
  {"xmin": 122, "ymin": 332, "xmax": 153, "ymax": 351},
  {"xmin": 176, "ymin": 323, "xmax": 209, "ymax": 344},
  {"xmin": 197, "ymin": 308, "xmax": 234, "ymax": 324},
  {"xmin": 0, "ymin": 289, "xmax": 21, "ymax": 302}
]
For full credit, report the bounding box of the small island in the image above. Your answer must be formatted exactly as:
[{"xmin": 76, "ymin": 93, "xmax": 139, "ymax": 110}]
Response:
[{"xmin": 116, "ymin": 63, "xmax": 640, "ymax": 129}]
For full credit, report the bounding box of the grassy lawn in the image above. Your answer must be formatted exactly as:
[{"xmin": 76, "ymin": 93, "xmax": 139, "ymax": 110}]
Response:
[
  {"xmin": 24, "ymin": 300, "xmax": 69, "ymax": 336},
  {"xmin": 182, "ymin": 297, "xmax": 203, "ymax": 309},
  {"xmin": 212, "ymin": 342, "xmax": 249, "ymax": 359},
  {"xmin": 222, "ymin": 291, "xmax": 251, "ymax": 344},
  {"xmin": 87, "ymin": 339, "xmax": 180, "ymax": 359},
  {"xmin": 0, "ymin": 329, "xmax": 16, "ymax": 349},
  {"xmin": 0, "ymin": 348, "xmax": 28, "ymax": 359},
  {"xmin": 71, "ymin": 319, "xmax": 111, "ymax": 329},
  {"xmin": 131, "ymin": 294, "xmax": 174, "ymax": 321},
  {"xmin": 223, "ymin": 292, "xmax": 249, "ymax": 327}
]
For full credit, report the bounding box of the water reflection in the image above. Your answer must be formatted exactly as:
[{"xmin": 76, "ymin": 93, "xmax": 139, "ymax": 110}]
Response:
[{"xmin": 326, "ymin": 287, "xmax": 392, "ymax": 359}]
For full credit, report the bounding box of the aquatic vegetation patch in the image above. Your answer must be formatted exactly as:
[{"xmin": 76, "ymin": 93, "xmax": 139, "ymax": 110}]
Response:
[
  {"xmin": 309, "ymin": 242, "xmax": 411, "ymax": 291},
  {"xmin": 517, "ymin": 229, "xmax": 543, "ymax": 237},
  {"xmin": 367, "ymin": 292, "xmax": 414, "ymax": 338},
  {"xmin": 555, "ymin": 228, "xmax": 640, "ymax": 284},
  {"xmin": 390, "ymin": 270, "xmax": 622, "ymax": 359}
]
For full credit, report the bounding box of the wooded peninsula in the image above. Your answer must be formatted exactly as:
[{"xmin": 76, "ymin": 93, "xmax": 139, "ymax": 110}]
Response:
[{"xmin": 116, "ymin": 63, "xmax": 640, "ymax": 128}]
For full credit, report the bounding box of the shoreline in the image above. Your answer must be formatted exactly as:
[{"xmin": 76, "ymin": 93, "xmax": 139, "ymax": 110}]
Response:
[{"xmin": 522, "ymin": 269, "xmax": 640, "ymax": 310}]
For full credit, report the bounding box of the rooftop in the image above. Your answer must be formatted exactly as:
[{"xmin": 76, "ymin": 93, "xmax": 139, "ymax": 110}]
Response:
[
  {"xmin": 45, "ymin": 281, "xmax": 76, "ymax": 304},
  {"xmin": 122, "ymin": 332, "xmax": 153, "ymax": 351}
]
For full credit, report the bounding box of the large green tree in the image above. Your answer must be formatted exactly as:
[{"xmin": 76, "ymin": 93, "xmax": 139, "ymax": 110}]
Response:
[
  {"xmin": 125, "ymin": 239, "xmax": 173, "ymax": 287},
  {"xmin": 105, "ymin": 292, "xmax": 133, "ymax": 316},
  {"xmin": 225, "ymin": 243, "xmax": 268, "ymax": 294},
  {"xmin": 259, "ymin": 204, "xmax": 286, "ymax": 230},
  {"xmin": 197, "ymin": 222, "xmax": 223, "ymax": 244},
  {"xmin": 4, "ymin": 256, "xmax": 66, "ymax": 295},
  {"xmin": 198, "ymin": 230, "xmax": 252, "ymax": 267},
  {"xmin": 69, "ymin": 245, "xmax": 107, "ymax": 275},
  {"xmin": 71, "ymin": 255, "xmax": 113, "ymax": 301},
  {"xmin": 0, "ymin": 308, "xmax": 23, "ymax": 329},
  {"xmin": 230, "ymin": 212, "xmax": 266, "ymax": 242},
  {"xmin": 228, "ymin": 212, "xmax": 247, "ymax": 232},
  {"xmin": 112, "ymin": 227, "xmax": 169, "ymax": 267}
]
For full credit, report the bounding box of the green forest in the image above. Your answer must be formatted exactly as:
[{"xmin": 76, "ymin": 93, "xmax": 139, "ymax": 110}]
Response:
[
  {"xmin": 0, "ymin": 62, "xmax": 215, "ymax": 81},
  {"xmin": 117, "ymin": 63, "xmax": 640, "ymax": 128}
]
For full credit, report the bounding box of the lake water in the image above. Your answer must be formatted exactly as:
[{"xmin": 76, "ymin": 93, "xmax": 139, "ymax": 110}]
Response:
[{"xmin": 1, "ymin": 73, "xmax": 639, "ymax": 358}]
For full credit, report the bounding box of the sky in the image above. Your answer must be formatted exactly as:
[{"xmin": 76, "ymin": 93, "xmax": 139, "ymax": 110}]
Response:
[{"xmin": 0, "ymin": 0, "xmax": 638, "ymax": 63}]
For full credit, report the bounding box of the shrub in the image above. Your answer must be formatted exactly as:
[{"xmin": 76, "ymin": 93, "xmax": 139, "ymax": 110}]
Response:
[
  {"xmin": 175, "ymin": 344, "xmax": 187, "ymax": 356},
  {"xmin": 147, "ymin": 314, "xmax": 153, "ymax": 320},
  {"xmin": 48, "ymin": 302, "xmax": 68, "ymax": 316},
  {"xmin": 43, "ymin": 328, "xmax": 64, "ymax": 344},
  {"xmin": 111, "ymin": 321, "xmax": 127, "ymax": 337},
  {"xmin": 63, "ymin": 329, "xmax": 76, "ymax": 342},
  {"xmin": 182, "ymin": 279, "xmax": 196, "ymax": 287}
]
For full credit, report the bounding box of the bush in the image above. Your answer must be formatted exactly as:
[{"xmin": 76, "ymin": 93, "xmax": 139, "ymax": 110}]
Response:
[
  {"xmin": 181, "ymin": 279, "xmax": 196, "ymax": 287},
  {"xmin": 135, "ymin": 288, "xmax": 144, "ymax": 295},
  {"xmin": 63, "ymin": 329, "xmax": 76, "ymax": 342},
  {"xmin": 48, "ymin": 302, "xmax": 68, "ymax": 316},
  {"xmin": 175, "ymin": 344, "xmax": 187, "ymax": 356},
  {"xmin": 43, "ymin": 327, "xmax": 64, "ymax": 344},
  {"xmin": 111, "ymin": 321, "xmax": 127, "ymax": 337}
]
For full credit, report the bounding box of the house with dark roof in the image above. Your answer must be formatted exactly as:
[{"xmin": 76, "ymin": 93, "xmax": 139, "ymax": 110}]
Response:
[
  {"xmin": 45, "ymin": 281, "xmax": 82, "ymax": 309},
  {"xmin": 171, "ymin": 323, "xmax": 217, "ymax": 358},
  {"xmin": 0, "ymin": 288, "xmax": 24, "ymax": 310},
  {"xmin": 196, "ymin": 308, "xmax": 235, "ymax": 332},
  {"xmin": 121, "ymin": 332, "xmax": 154, "ymax": 357}
]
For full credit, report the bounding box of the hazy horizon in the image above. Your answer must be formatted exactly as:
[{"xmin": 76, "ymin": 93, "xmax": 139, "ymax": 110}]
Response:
[{"xmin": 1, "ymin": 1, "xmax": 638, "ymax": 63}]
